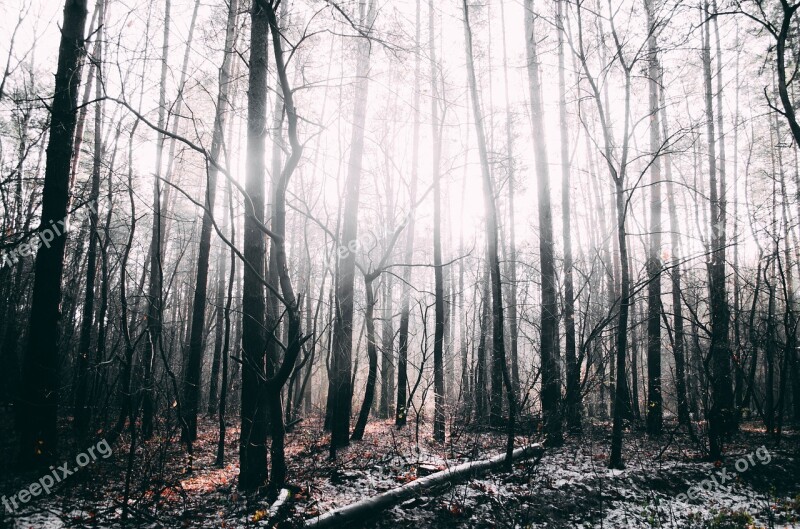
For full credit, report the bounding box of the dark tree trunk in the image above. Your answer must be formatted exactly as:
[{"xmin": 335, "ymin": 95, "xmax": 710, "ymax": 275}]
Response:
[
  {"xmin": 216, "ymin": 177, "xmax": 236, "ymax": 467},
  {"xmin": 703, "ymin": 1, "xmax": 733, "ymax": 458},
  {"xmin": 645, "ymin": 0, "xmax": 663, "ymax": 436},
  {"xmin": 463, "ymin": 0, "xmax": 514, "ymax": 451},
  {"xmin": 182, "ymin": 0, "xmax": 236, "ymax": 442},
  {"xmin": 73, "ymin": 0, "xmax": 104, "ymax": 436},
  {"xmin": 239, "ymin": 0, "xmax": 269, "ymax": 491},
  {"xmin": 524, "ymin": 0, "xmax": 562, "ymax": 445},
  {"xmin": 556, "ymin": 0, "xmax": 580, "ymax": 434},
  {"xmin": 396, "ymin": 0, "xmax": 421, "ymax": 429},
  {"xmin": 17, "ymin": 0, "xmax": 89, "ymax": 468},
  {"xmin": 430, "ymin": 0, "xmax": 445, "ymax": 444},
  {"xmin": 141, "ymin": 0, "xmax": 172, "ymax": 441},
  {"xmin": 351, "ymin": 276, "xmax": 379, "ymax": 441}
]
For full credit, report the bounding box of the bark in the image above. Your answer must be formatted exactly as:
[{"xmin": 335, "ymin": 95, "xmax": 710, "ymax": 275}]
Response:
[
  {"xmin": 703, "ymin": 1, "xmax": 733, "ymax": 458},
  {"xmin": 239, "ymin": 0, "xmax": 270, "ymax": 491},
  {"xmin": 73, "ymin": 0, "xmax": 104, "ymax": 436},
  {"xmin": 396, "ymin": 0, "xmax": 421, "ymax": 428},
  {"xmin": 328, "ymin": 0, "xmax": 377, "ymax": 455},
  {"xmin": 141, "ymin": 0, "xmax": 172, "ymax": 440},
  {"xmin": 524, "ymin": 0, "xmax": 562, "ymax": 444},
  {"xmin": 182, "ymin": 0, "xmax": 237, "ymax": 442},
  {"xmin": 17, "ymin": 0, "xmax": 89, "ymax": 467},
  {"xmin": 557, "ymin": 0, "xmax": 580, "ymax": 434},
  {"xmin": 304, "ymin": 445, "xmax": 543, "ymax": 529},
  {"xmin": 430, "ymin": 0, "xmax": 445, "ymax": 444},
  {"xmin": 645, "ymin": 0, "xmax": 663, "ymax": 436}
]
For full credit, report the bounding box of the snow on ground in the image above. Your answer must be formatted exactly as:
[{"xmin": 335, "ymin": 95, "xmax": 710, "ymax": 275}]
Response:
[{"xmin": 1, "ymin": 412, "xmax": 798, "ymax": 528}]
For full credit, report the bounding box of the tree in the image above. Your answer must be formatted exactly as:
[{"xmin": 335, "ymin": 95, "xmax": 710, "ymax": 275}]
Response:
[
  {"xmin": 182, "ymin": 0, "xmax": 238, "ymax": 443},
  {"xmin": 462, "ymin": 0, "xmax": 515, "ymax": 451},
  {"xmin": 74, "ymin": 0, "xmax": 105, "ymax": 436},
  {"xmin": 524, "ymin": 0, "xmax": 562, "ymax": 445},
  {"xmin": 17, "ymin": 0, "xmax": 89, "ymax": 467},
  {"xmin": 396, "ymin": 0, "xmax": 421, "ymax": 429},
  {"xmin": 556, "ymin": 0, "xmax": 581, "ymax": 434},
  {"xmin": 703, "ymin": 0, "xmax": 734, "ymax": 458},
  {"xmin": 429, "ymin": 0, "xmax": 445, "ymax": 444},
  {"xmin": 239, "ymin": 0, "xmax": 270, "ymax": 491},
  {"xmin": 573, "ymin": 0, "xmax": 636, "ymax": 468},
  {"xmin": 645, "ymin": 0, "xmax": 663, "ymax": 436},
  {"xmin": 141, "ymin": 0, "xmax": 172, "ymax": 440},
  {"xmin": 328, "ymin": 0, "xmax": 377, "ymax": 457}
]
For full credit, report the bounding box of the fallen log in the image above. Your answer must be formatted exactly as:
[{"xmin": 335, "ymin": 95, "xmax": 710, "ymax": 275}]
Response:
[
  {"xmin": 268, "ymin": 488, "xmax": 292, "ymax": 521},
  {"xmin": 304, "ymin": 444, "xmax": 544, "ymax": 529}
]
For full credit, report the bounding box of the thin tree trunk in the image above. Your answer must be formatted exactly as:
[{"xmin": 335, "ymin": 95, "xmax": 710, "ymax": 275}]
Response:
[
  {"xmin": 499, "ymin": 0, "xmax": 519, "ymax": 400},
  {"xmin": 524, "ymin": 0, "xmax": 562, "ymax": 445},
  {"xmin": 556, "ymin": 0, "xmax": 580, "ymax": 434},
  {"xmin": 182, "ymin": 0, "xmax": 237, "ymax": 442},
  {"xmin": 328, "ymin": 0, "xmax": 377, "ymax": 457},
  {"xmin": 351, "ymin": 275, "xmax": 378, "ymax": 441},
  {"xmin": 73, "ymin": 0, "xmax": 105, "ymax": 436},
  {"xmin": 645, "ymin": 0, "xmax": 663, "ymax": 436},
  {"xmin": 463, "ymin": 0, "xmax": 515, "ymax": 461},
  {"xmin": 141, "ymin": 0, "xmax": 172, "ymax": 440},
  {"xmin": 660, "ymin": 82, "xmax": 691, "ymax": 427},
  {"xmin": 703, "ymin": 1, "xmax": 733, "ymax": 458},
  {"xmin": 396, "ymin": 0, "xmax": 421, "ymax": 429},
  {"xmin": 429, "ymin": 0, "xmax": 445, "ymax": 444},
  {"xmin": 216, "ymin": 176, "xmax": 236, "ymax": 467}
]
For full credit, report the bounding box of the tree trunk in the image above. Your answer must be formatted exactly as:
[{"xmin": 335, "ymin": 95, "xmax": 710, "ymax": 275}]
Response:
[
  {"xmin": 182, "ymin": 0, "xmax": 236, "ymax": 442},
  {"xmin": 524, "ymin": 0, "xmax": 562, "ymax": 445},
  {"xmin": 141, "ymin": 0, "xmax": 172, "ymax": 440},
  {"xmin": 74, "ymin": 0, "xmax": 105, "ymax": 436},
  {"xmin": 305, "ymin": 445, "xmax": 543, "ymax": 529},
  {"xmin": 609, "ymin": 176, "xmax": 632, "ymax": 468},
  {"xmin": 17, "ymin": 0, "xmax": 89, "ymax": 467},
  {"xmin": 430, "ymin": 0, "xmax": 445, "ymax": 444},
  {"xmin": 351, "ymin": 275, "xmax": 378, "ymax": 441},
  {"xmin": 703, "ymin": 1, "xmax": 733, "ymax": 458},
  {"xmin": 396, "ymin": 0, "xmax": 421, "ymax": 429},
  {"xmin": 499, "ymin": 0, "xmax": 519, "ymax": 400},
  {"xmin": 645, "ymin": 0, "xmax": 663, "ymax": 436},
  {"xmin": 328, "ymin": 0, "xmax": 377, "ymax": 457},
  {"xmin": 661, "ymin": 86, "xmax": 691, "ymax": 427},
  {"xmin": 216, "ymin": 177, "xmax": 236, "ymax": 467},
  {"xmin": 463, "ymin": 0, "xmax": 515, "ymax": 453},
  {"xmin": 556, "ymin": 0, "xmax": 580, "ymax": 434},
  {"xmin": 239, "ymin": 0, "xmax": 270, "ymax": 491}
]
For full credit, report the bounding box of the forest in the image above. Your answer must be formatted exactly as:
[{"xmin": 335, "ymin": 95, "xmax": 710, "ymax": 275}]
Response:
[{"xmin": 0, "ymin": 0, "xmax": 799, "ymax": 527}]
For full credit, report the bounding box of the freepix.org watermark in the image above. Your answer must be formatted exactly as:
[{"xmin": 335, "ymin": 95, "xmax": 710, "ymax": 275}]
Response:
[
  {"xmin": 2, "ymin": 438, "xmax": 112, "ymax": 514},
  {"xmin": 335, "ymin": 202, "xmax": 420, "ymax": 261},
  {"xmin": 0, "ymin": 200, "xmax": 97, "ymax": 269},
  {"xmin": 675, "ymin": 445, "xmax": 772, "ymax": 503}
]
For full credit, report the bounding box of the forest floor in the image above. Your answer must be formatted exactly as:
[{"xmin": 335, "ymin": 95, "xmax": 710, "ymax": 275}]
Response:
[{"xmin": 0, "ymin": 409, "xmax": 799, "ymax": 528}]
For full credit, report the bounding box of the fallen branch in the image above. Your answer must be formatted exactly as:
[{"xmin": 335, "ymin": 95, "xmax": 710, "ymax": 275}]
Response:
[
  {"xmin": 269, "ymin": 488, "xmax": 292, "ymax": 520},
  {"xmin": 304, "ymin": 444, "xmax": 544, "ymax": 529}
]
